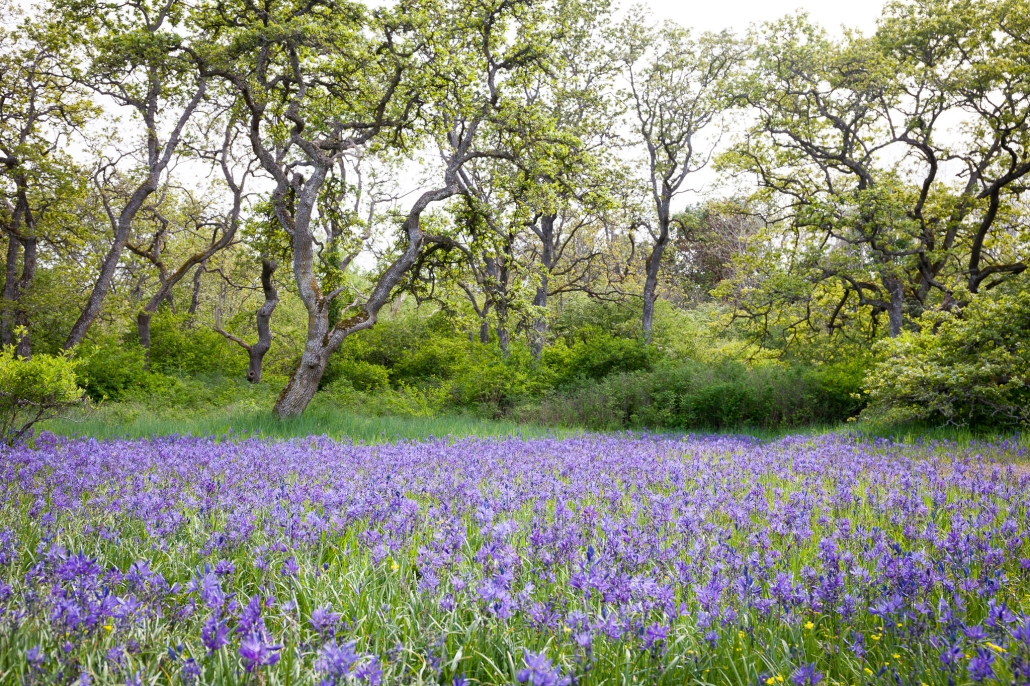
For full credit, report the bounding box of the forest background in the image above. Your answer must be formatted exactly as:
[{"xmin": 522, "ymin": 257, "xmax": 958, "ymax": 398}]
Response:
[{"xmin": 0, "ymin": 0, "xmax": 1028, "ymax": 438}]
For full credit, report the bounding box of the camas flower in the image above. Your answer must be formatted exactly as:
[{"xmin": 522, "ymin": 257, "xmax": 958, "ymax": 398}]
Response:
[
  {"xmin": 239, "ymin": 633, "xmax": 282, "ymax": 673},
  {"xmin": 790, "ymin": 664, "xmax": 822, "ymax": 686},
  {"xmin": 517, "ymin": 650, "xmax": 571, "ymax": 686},
  {"xmin": 200, "ymin": 615, "xmax": 229, "ymax": 654},
  {"xmin": 968, "ymin": 648, "xmax": 996, "ymax": 682},
  {"xmin": 310, "ymin": 605, "xmax": 342, "ymax": 635}
]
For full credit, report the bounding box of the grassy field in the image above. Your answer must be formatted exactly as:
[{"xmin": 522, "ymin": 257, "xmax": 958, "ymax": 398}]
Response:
[
  {"xmin": 41, "ymin": 399, "xmax": 1026, "ymax": 447},
  {"xmin": 42, "ymin": 405, "xmax": 565, "ymax": 443}
]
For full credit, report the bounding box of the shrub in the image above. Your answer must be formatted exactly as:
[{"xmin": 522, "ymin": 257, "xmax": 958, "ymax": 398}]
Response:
[
  {"xmin": 518, "ymin": 358, "xmax": 864, "ymax": 431},
  {"xmin": 76, "ymin": 336, "xmax": 151, "ymax": 401},
  {"xmin": 451, "ymin": 344, "xmax": 549, "ymax": 412},
  {"xmin": 148, "ymin": 310, "xmax": 247, "ymax": 377},
  {"xmin": 322, "ymin": 358, "xmax": 391, "ymax": 392},
  {"xmin": 863, "ymin": 285, "xmax": 1030, "ymax": 428},
  {"xmin": 315, "ymin": 379, "xmax": 450, "ymax": 417},
  {"xmin": 545, "ymin": 330, "xmax": 654, "ymax": 386},
  {"xmin": 0, "ymin": 346, "xmax": 83, "ymax": 443}
]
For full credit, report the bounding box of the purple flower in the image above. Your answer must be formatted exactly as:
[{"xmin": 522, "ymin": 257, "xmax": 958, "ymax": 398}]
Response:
[
  {"xmin": 0, "ymin": 528, "xmax": 18, "ymax": 565},
  {"xmin": 310, "ymin": 605, "xmax": 342, "ymax": 634},
  {"xmin": 847, "ymin": 632, "xmax": 865, "ymax": 661},
  {"xmin": 790, "ymin": 664, "xmax": 822, "ymax": 686},
  {"xmin": 180, "ymin": 658, "xmax": 201, "ymax": 686},
  {"xmin": 237, "ymin": 595, "xmax": 267, "ymax": 637},
  {"xmin": 516, "ymin": 650, "xmax": 571, "ymax": 686},
  {"xmin": 201, "ymin": 615, "xmax": 229, "ymax": 654},
  {"xmin": 316, "ymin": 640, "xmax": 361, "ymax": 681},
  {"xmin": 353, "ymin": 655, "xmax": 383, "ymax": 685},
  {"xmin": 964, "ymin": 624, "xmax": 988, "ymax": 641},
  {"xmin": 281, "ymin": 557, "xmax": 300, "ymax": 577},
  {"xmin": 968, "ymin": 648, "xmax": 995, "ymax": 682},
  {"xmin": 1013, "ymin": 619, "xmax": 1030, "ymax": 648},
  {"xmin": 939, "ymin": 642, "xmax": 962, "ymax": 668},
  {"xmin": 239, "ymin": 633, "xmax": 282, "ymax": 673},
  {"xmin": 194, "ymin": 573, "xmax": 225, "ymax": 611},
  {"xmin": 643, "ymin": 624, "xmax": 668, "ymax": 650},
  {"xmin": 25, "ymin": 645, "xmax": 45, "ymax": 667}
]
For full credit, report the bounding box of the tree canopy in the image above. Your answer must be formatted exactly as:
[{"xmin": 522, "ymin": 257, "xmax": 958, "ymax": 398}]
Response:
[{"xmin": 1, "ymin": 0, "xmax": 1027, "ymax": 427}]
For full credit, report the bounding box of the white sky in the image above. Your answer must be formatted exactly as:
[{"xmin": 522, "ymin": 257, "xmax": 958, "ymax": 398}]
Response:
[{"xmin": 641, "ymin": 0, "xmax": 887, "ymax": 34}]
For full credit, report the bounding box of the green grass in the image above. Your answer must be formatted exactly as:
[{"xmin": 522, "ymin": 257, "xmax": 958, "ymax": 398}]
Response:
[
  {"xmin": 42, "ymin": 404, "xmax": 1028, "ymax": 447},
  {"xmin": 42, "ymin": 404, "xmax": 568, "ymax": 443},
  {"xmin": 39, "ymin": 369, "xmax": 1027, "ymax": 447}
]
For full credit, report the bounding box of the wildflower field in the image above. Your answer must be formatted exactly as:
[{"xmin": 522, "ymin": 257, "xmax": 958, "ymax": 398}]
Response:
[{"xmin": 1, "ymin": 433, "xmax": 1029, "ymax": 685}]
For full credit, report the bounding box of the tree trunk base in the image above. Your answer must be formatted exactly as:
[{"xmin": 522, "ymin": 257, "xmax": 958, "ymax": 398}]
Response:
[{"xmin": 273, "ymin": 352, "xmax": 327, "ymax": 418}]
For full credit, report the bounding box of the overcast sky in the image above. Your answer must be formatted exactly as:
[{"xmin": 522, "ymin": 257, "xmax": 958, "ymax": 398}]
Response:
[{"xmin": 640, "ymin": 0, "xmax": 887, "ymax": 34}]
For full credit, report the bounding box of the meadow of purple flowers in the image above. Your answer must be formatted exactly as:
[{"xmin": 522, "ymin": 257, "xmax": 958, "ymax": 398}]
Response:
[{"xmin": 0, "ymin": 432, "xmax": 1029, "ymax": 685}]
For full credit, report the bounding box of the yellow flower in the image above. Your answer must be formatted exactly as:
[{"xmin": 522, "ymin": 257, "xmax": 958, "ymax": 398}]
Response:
[
  {"xmin": 103, "ymin": 624, "xmax": 113, "ymax": 632},
  {"xmin": 871, "ymin": 634, "xmax": 881, "ymax": 641},
  {"xmin": 987, "ymin": 642, "xmax": 1006, "ymax": 654},
  {"xmin": 766, "ymin": 679, "xmax": 776, "ymax": 685},
  {"xmin": 864, "ymin": 668, "xmax": 873, "ymax": 676},
  {"xmin": 776, "ymin": 676, "xmax": 784, "ymax": 683},
  {"xmin": 892, "ymin": 653, "xmax": 900, "ymax": 659},
  {"xmin": 391, "ymin": 560, "xmax": 399, "ymax": 572},
  {"xmin": 804, "ymin": 621, "xmax": 815, "ymax": 630}
]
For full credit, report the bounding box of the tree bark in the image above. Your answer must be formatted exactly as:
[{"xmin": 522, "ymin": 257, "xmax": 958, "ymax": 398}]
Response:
[
  {"xmin": 215, "ymin": 258, "xmax": 279, "ymax": 384},
  {"xmin": 530, "ymin": 214, "xmax": 555, "ymax": 358},
  {"xmin": 1, "ymin": 233, "xmax": 37, "ymax": 358},
  {"xmin": 883, "ymin": 274, "xmax": 905, "ymax": 338},
  {"xmin": 12, "ymin": 235, "xmax": 35, "ymax": 359},
  {"xmin": 188, "ymin": 262, "xmax": 204, "ymax": 315},
  {"xmin": 137, "ymin": 311, "xmax": 153, "ymax": 350},
  {"xmin": 247, "ymin": 259, "xmax": 279, "ymax": 383},
  {"xmin": 478, "ymin": 300, "xmax": 491, "ymax": 344},
  {"xmin": 1, "ymin": 236, "xmax": 20, "ymax": 347},
  {"xmin": 642, "ymin": 210, "xmax": 670, "ymax": 344}
]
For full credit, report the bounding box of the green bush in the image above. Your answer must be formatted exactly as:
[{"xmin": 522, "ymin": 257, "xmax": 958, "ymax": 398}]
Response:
[
  {"xmin": 863, "ymin": 285, "xmax": 1030, "ymax": 428},
  {"xmin": 76, "ymin": 336, "xmax": 151, "ymax": 401},
  {"xmin": 148, "ymin": 310, "xmax": 247, "ymax": 377},
  {"xmin": 76, "ymin": 310, "xmax": 251, "ymax": 402},
  {"xmin": 0, "ymin": 345, "xmax": 83, "ymax": 442},
  {"xmin": 451, "ymin": 344, "xmax": 548, "ymax": 411},
  {"xmin": 545, "ymin": 330, "xmax": 654, "ymax": 386},
  {"xmin": 315, "ymin": 379, "xmax": 450, "ymax": 418},
  {"xmin": 323, "ymin": 358, "xmax": 391, "ymax": 392},
  {"xmin": 518, "ymin": 358, "xmax": 864, "ymax": 431}
]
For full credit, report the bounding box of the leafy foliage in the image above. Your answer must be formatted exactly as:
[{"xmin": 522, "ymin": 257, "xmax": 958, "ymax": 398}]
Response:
[
  {"xmin": 0, "ymin": 344, "xmax": 81, "ymax": 442},
  {"xmin": 864, "ymin": 284, "xmax": 1030, "ymax": 428}
]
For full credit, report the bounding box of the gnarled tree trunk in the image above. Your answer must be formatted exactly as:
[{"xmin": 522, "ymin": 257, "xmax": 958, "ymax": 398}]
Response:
[
  {"xmin": 273, "ymin": 180, "xmax": 455, "ymax": 418},
  {"xmin": 215, "ymin": 258, "xmax": 280, "ymax": 383}
]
